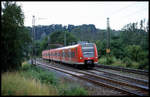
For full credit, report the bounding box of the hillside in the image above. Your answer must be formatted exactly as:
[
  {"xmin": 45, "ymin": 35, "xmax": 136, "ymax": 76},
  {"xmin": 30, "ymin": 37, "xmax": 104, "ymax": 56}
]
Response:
[{"xmin": 26, "ymin": 24, "xmax": 121, "ymax": 41}]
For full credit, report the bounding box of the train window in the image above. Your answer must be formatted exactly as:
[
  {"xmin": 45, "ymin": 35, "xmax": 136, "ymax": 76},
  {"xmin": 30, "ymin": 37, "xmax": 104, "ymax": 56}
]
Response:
[
  {"xmin": 65, "ymin": 52, "xmax": 67, "ymax": 58},
  {"xmin": 59, "ymin": 52, "xmax": 61, "ymax": 57},
  {"xmin": 57, "ymin": 52, "xmax": 59, "ymax": 57},
  {"xmin": 81, "ymin": 43, "xmax": 95, "ymax": 57},
  {"xmin": 60, "ymin": 52, "xmax": 62, "ymax": 57},
  {"xmin": 76, "ymin": 48, "xmax": 77, "ymax": 56},
  {"xmin": 64, "ymin": 52, "xmax": 66, "ymax": 57},
  {"xmin": 71, "ymin": 52, "xmax": 74, "ymax": 58},
  {"xmin": 71, "ymin": 52, "xmax": 72, "ymax": 58},
  {"xmin": 63, "ymin": 50, "xmax": 65, "ymax": 58},
  {"xmin": 68, "ymin": 51, "xmax": 71, "ymax": 58},
  {"xmin": 73, "ymin": 52, "xmax": 75, "ymax": 57},
  {"xmin": 66, "ymin": 52, "xmax": 68, "ymax": 58},
  {"xmin": 69, "ymin": 49, "xmax": 72, "ymax": 58},
  {"xmin": 68, "ymin": 51, "xmax": 70, "ymax": 57}
]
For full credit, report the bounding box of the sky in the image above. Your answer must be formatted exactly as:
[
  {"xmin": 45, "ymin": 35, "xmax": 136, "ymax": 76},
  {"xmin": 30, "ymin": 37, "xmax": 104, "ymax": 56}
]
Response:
[{"xmin": 16, "ymin": 1, "xmax": 149, "ymax": 30}]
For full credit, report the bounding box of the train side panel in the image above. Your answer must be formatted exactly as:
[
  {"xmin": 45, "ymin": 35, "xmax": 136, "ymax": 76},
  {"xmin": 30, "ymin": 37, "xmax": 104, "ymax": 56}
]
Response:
[{"xmin": 42, "ymin": 43, "xmax": 98, "ymax": 67}]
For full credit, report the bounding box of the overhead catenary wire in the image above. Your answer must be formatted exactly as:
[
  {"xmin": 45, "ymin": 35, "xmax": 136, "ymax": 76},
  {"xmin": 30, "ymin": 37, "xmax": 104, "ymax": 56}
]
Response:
[
  {"xmin": 121, "ymin": 7, "xmax": 148, "ymax": 18},
  {"xmin": 109, "ymin": 2, "xmax": 148, "ymax": 19},
  {"xmin": 109, "ymin": 2, "xmax": 136, "ymax": 18},
  {"xmin": 109, "ymin": 3, "xmax": 148, "ymax": 30}
]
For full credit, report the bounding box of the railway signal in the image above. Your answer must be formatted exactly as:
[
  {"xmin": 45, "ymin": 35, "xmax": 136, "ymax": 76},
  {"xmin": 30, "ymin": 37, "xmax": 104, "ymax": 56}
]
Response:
[
  {"xmin": 31, "ymin": 15, "xmax": 35, "ymax": 65},
  {"xmin": 106, "ymin": 17, "xmax": 111, "ymax": 54},
  {"xmin": 106, "ymin": 17, "xmax": 111, "ymax": 64},
  {"xmin": 64, "ymin": 31, "xmax": 66, "ymax": 46}
]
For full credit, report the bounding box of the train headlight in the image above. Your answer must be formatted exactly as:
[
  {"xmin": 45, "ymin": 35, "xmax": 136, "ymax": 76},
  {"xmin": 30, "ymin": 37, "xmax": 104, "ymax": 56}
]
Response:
[{"xmin": 80, "ymin": 57, "xmax": 82, "ymax": 59}]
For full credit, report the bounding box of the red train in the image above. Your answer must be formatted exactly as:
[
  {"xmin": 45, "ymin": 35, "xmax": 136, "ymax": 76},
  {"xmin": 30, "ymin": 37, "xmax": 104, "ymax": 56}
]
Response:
[{"xmin": 42, "ymin": 43, "xmax": 98, "ymax": 68}]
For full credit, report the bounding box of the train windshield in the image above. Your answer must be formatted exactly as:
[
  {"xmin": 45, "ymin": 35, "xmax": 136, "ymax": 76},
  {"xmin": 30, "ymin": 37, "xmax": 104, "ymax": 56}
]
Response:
[{"xmin": 81, "ymin": 43, "xmax": 95, "ymax": 57}]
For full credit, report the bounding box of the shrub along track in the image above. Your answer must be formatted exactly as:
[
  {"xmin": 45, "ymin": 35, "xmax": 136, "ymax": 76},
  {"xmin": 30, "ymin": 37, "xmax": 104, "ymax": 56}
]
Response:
[{"xmin": 33, "ymin": 59, "xmax": 149, "ymax": 96}]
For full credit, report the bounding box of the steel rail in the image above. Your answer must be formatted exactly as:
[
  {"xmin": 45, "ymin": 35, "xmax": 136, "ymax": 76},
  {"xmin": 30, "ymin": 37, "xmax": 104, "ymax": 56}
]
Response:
[
  {"xmin": 79, "ymin": 70, "xmax": 149, "ymax": 92},
  {"xmin": 93, "ymin": 68, "xmax": 149, "ymax": 87},
  {"xmin": 96, "ymin": 64, "xmax": 148, "ymax": 75}
]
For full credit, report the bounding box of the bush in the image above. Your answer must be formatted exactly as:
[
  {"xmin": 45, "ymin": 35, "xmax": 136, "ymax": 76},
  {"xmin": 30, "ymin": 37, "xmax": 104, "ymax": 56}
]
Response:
[
  {"xmin": 98, "ymin": 56, "xmax": 117, "ymax": 65},
  {"xmin": 125, "ymin": 45, "xmax": 143, "ymax": 62},
  {"xmin": 66, "ymin": 86, "xmax": 88, "ymax": 96},
  {"xmin": 20, "ymin": 65, "xmax": 58, "ymax": 86},
  {"xmin": 98, "ymin": 56, "xmax": 107, "ymax": 65},
  {"xmin": 38, "ymin": 71, "xmax": 58, "ymax": 85},
  {"xmin": 122, "ymin": 57, "xmax": 132, "ymax": 67},
  {"xmin": 21, "ymin": 62, "xmax": 31, "ymax": 71},
  {"xmin": 138, "ymin": 59, "xmax": 149, "ymax": 70},
  {"xmin": 106, "ymin": 55, "xmax": 116, "ymax": 65},
  {"xmin": 58, "ymin": 83, "xmax": 88, "ymax": 96}
]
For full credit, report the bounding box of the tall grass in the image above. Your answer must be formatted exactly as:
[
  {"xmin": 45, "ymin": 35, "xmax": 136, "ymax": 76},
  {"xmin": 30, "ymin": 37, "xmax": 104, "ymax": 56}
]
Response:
[
  {"xmin": 2, "ymin": 62, "xmax": 88, "ymax": 96},
  {"xmin": 1, "ymin": 72, "xmax": 58, "ymax": 96}
]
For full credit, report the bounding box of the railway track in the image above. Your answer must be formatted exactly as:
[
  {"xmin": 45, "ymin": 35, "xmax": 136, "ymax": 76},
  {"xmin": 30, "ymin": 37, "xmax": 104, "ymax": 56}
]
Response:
[
  {"xmin": 92, "ymin": 68, "xmax": 148, "ymax": 87},
  {"xmin": 38, "ymin": 58, "xmax": 148, "ymax": 86},
  {"xmin": 96, "ymin": 64, "xmax": 148, "ymax": 76},
  {"xmin": 34, "ymin": 59, "xmax": 149, "ymax": 96},
  {"xmin": 39, "ymin": 57, "xmax": 148, "ymax": 76}
]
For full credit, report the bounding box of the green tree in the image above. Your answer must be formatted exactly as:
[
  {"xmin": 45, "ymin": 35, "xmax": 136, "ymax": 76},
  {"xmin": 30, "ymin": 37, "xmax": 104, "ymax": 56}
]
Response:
[
  {"xmin": 110, "ymin": 36, "xmax": 125, "ymax": 59},
  {"xmin": 95, "ymin": 40, "xmax": 107, "ymax": 58},
  {"xmin": 1, "ymin": 1, "xmax": 31, "ymax": 71},
  {"xmin": 125, "ymin": 45, "xmax": 142, "ymax": 62}
]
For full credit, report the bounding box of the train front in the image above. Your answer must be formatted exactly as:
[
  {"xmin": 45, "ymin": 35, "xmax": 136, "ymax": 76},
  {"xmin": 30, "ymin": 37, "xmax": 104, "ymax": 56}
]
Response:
[{"xmin": 80, "ymin": 43, "xmax": 98, "ymax": 67}]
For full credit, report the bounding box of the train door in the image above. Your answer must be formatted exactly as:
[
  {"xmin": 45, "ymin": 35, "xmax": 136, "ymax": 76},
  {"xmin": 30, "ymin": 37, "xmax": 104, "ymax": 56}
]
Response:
[
  {"xmin": 69, "ymin": 49, "xmax": 71, "ymax": 63},
  {"xmin": 62, "ymin": 50, "xmax": 65, "ymax": 62},
  {"xmin": 75, "ymin": 47, "xmax": 78, "ymax": 62}
]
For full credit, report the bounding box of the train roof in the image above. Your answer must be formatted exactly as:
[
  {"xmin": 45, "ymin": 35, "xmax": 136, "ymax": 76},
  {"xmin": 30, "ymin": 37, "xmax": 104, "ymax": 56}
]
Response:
[
  {"xmin": 54, "ymin": 44, "xmax": 80, "ymax": 50},
  {"xmin": 42, "ymin": 43, "xmax": 95, "ymax": 52}
]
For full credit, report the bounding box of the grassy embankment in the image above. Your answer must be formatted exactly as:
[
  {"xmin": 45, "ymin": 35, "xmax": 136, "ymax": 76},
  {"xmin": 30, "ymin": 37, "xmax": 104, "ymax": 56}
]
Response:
[
  {"xmin": 98, "ymin": 56, "xmax": 144, "ymax": 69},
  {"xmin": 2, "ymin": 61, "xmax": 88, "ymax": 96}
]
